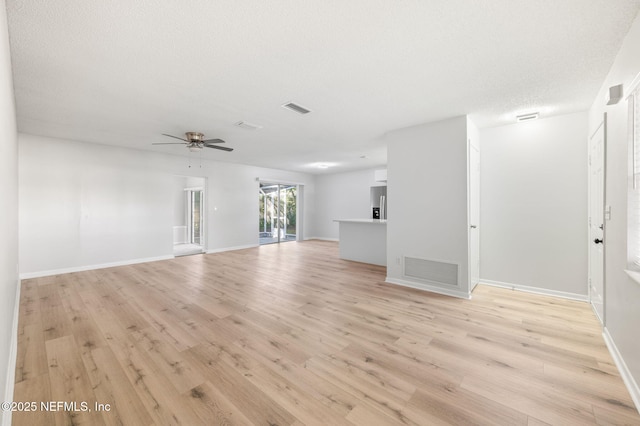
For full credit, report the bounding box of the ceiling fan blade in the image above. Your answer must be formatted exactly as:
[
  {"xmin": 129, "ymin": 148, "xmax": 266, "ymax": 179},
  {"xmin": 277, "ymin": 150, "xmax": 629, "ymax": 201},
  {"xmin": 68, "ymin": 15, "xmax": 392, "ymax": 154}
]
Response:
[
  {"xmin": 205, "ymin": 145, "xmax": 233, "ymax": 152},
  {"xmin": 162, "ymin": 133, "xmax": 188, "ymax": 142},
  {"xmin": 152, "ymin": 142, "xmax": 187, "ymax": 145},
  {"xmin": 202, "ymin": 138, "xmax": 225, "ymax": 144}
]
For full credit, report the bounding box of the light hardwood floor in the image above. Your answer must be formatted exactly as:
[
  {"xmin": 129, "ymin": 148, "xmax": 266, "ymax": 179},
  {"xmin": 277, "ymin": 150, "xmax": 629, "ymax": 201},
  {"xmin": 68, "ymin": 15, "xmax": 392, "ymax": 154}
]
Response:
[{"xmin": 12, "ymin": 240, "xmax": 640, "ymax": 425}]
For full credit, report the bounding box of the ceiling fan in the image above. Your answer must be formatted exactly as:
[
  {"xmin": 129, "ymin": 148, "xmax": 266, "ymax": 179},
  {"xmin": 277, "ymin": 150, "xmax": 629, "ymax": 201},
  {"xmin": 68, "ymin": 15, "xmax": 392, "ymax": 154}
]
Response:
[{"xmin": 152, "ymin": 132, "xmax": 233, "ymax": 152}]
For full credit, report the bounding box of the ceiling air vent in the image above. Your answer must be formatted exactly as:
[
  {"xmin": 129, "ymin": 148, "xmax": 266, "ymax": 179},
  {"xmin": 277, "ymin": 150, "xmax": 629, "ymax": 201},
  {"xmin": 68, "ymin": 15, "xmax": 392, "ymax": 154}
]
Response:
[
  {"xmin": 235, "ymin": 121, "xmax": 262, "ymax": 130},
  {"xmin": 282, "ymin": 102, "xmax": 311, "ymax": 115},
  {"xmin": 516, "ymin": 112, "xmax": 539, "ymax": 122}
]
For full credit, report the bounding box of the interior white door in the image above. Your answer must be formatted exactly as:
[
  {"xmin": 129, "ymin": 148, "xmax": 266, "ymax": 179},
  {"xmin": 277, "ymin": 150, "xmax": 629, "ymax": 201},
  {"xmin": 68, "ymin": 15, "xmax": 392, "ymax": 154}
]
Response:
[
  {"xmin": 589, "ymin": 117, "xmax": 605, "ymax": 325},
  {"xmin": 469, "ymin": 143, "xmax": 480, "ymax": 290}
]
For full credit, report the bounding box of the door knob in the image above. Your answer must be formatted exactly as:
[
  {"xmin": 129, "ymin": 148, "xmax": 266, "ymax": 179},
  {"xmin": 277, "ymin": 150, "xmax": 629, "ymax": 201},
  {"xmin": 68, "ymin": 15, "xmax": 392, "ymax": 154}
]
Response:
[
  {"xmin": 470, "ymin": 225, "xmax": 477, "ymax": 229},
  {"xmin": 594, "ymin": 238, "xmax": 603, "ymax": 244}
]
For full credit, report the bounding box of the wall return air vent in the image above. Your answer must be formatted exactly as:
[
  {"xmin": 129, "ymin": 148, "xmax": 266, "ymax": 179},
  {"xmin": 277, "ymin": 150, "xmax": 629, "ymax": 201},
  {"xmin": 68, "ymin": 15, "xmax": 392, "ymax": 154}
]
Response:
[
  {"xmin": 404, "ymin": 256, "xmax": 459, "ymax": 288},
  {"xmin": 282, "ymin": 102, "xmax": 311, "ymax": 114}
]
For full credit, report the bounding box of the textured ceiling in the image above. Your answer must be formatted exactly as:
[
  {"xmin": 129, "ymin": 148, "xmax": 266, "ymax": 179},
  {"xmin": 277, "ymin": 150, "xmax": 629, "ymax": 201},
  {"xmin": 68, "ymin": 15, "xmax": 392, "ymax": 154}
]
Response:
[{"xmin": 6, "ymin": 0, "xmax": 640, "ymax": 173}]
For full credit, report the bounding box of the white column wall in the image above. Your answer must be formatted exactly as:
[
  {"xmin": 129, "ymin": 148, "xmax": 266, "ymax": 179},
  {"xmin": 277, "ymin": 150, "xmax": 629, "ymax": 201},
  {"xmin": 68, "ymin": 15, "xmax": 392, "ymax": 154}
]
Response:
[{"xmin": 386, "ymin": 116, "xmax": 470, "ymax": 298}]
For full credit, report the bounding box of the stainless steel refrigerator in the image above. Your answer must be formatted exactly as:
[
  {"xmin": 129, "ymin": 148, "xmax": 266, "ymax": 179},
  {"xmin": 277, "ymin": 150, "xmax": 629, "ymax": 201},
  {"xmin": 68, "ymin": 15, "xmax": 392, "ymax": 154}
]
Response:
[{"xmin": 370, "ymin": 186, "xmax": 387, "ymax": 220}]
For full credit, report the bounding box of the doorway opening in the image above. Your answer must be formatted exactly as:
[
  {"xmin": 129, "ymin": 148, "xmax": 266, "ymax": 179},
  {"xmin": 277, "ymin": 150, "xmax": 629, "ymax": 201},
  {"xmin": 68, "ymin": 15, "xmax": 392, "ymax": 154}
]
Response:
[
  {"xmin": 173, "ymin": 176, "xmax": 206, "ymax": 256},
  {"xmin": 259, "ymin": 182, "xmax": 297, "ymax": 245}
]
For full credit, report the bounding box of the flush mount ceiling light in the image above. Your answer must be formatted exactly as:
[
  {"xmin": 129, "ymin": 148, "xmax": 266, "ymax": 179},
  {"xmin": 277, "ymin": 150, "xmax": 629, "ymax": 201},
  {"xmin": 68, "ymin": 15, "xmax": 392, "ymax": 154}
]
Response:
[
  {"xmin": 516, "ymin": 112, "xmax": 539, "ymax": 122},
  {"xmin": 282, "ymin": 102, "xmax": 311, "ymax": 114},
  {"xmin": 308, "ymin": 162, "xmax": 336, "ymax": 170},
  {"xmin": 235, "ymin": 121, "xmax": 263, "ymax": 130}
]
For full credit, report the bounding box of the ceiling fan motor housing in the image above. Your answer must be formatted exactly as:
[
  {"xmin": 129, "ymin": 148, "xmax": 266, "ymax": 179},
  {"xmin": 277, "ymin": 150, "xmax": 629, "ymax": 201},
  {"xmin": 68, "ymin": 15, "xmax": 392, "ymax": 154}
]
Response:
[{"xmin": 185, "ymin": 132, "xmax": 205, "ymax": 142}]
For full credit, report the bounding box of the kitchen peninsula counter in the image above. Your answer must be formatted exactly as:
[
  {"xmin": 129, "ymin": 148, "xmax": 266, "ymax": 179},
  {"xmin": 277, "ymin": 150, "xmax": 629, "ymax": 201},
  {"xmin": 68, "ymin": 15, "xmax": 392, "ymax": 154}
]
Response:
[{"xmin": 334, "ymin": 219, "xmax": 387, "ymax": 266}]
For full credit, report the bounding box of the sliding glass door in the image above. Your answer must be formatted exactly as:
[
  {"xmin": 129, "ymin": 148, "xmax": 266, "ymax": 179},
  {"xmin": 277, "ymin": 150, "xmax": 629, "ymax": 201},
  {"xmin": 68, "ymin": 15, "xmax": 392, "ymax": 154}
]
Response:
[{"xmin": 259, "ymin": 182, "xmax": 297, "ymax": 245}]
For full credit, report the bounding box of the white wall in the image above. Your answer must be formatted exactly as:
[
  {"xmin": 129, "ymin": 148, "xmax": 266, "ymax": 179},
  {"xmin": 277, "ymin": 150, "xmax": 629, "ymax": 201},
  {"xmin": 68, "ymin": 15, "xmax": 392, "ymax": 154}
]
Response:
[
  {"xmin": 314, "ymin": 168, "xmax": 384, "ymax": 240},
  {"xmin": 0, "ymin": 0, "xmax": 19, "ymax": 422},
  {"xmin": 386, "ymin": 116, "xmax": 470, "ymax": 298},
  {"xmin": 19, "ymin": 136, "xmax": 175, "ymax": 273},
  {"xmin": 589, "ymin": 10, "xmax": 640, "ymax": 407},
  {"xmin": 467, "ymin": 117, "xmax": 480, "ymax": 152},
  {"xmin": 19, "ymin": 134, "xmax": 316, "ymax": 276},
  {"xmin": 173, "ymin": 176, "xmax": 187, "ymax": 228},
  {"xmin": 479, "ymin": 112, "xmax": 588, "ymax": 298}
]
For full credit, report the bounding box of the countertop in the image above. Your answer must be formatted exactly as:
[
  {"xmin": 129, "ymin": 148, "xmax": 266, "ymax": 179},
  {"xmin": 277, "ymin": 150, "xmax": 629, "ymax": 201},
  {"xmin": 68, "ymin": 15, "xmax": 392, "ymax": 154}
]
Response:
[{"xmin": 333, "ymin": 219, "xmax": 387, "ymax": 225}]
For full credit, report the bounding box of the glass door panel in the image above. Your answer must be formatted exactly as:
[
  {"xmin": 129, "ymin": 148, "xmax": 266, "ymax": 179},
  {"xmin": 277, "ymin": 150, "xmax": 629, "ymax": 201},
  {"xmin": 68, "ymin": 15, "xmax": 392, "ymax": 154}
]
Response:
[
  {"xmin": 191, "ymin": 190, "xmax": 202, "ymax": 244},
  {"xmin": 259, "ymin": 183, "xmax": 278, "ymax": 245},
  {"xmin": 282, "ymin": 185, "xmax": 296, "ymax": 242},
  {"xmin": 259, "ymin": 183, "xmax": 296, "ymax": 245}
]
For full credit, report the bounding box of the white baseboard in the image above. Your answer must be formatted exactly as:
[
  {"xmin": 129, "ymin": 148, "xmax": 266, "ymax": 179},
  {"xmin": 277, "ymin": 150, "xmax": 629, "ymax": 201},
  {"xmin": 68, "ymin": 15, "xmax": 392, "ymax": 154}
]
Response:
[
  {"xmin": 206, "ymin": 244, "xmax": 258, "ymax": 254},
  {"xmin": 18, "ymin": 255, "xmax": 175, "ymax": 280},
  {"xmin": 603, "ymin": 327, "xmax": 640, "ymax": 415},
  {"xmin": 304, "ymin": 237, "xmax": 339, "ymax": 242},
  {"xmin": 481, "ymin": 279, "xmax": 588, "ymax": 302},
  {"xmin": 590, "ymin": 302, "xmax": 605, "ymax": 325},
  {"xmin": 385, "ymin": 277, "xmax": 471, "ymax": 299},
  {"xmin": 2, "ymin": 278, "xmax": 21, "ymax": 426}
]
